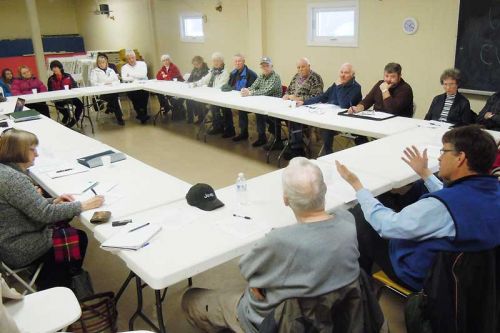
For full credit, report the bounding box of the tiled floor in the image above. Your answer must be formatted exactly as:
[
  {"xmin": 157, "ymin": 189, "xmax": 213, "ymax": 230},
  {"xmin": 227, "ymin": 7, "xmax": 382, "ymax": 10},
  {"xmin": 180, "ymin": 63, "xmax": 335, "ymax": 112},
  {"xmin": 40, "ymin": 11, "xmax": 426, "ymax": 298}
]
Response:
[{"xmin": 74, "ymin": 102, "xmax": 406, "ymax": 332}]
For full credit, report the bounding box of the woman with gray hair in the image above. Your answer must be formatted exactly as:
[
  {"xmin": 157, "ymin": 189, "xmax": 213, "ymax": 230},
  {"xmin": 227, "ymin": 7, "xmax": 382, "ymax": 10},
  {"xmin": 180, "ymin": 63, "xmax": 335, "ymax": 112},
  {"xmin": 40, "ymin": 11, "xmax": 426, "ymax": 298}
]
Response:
[
  {"xmin": 186, "ymin": 56, "xmax": 209, "ymax": 123},
  {"xmin": 193, "ymin": 52, "xmax": 230, "ymax": 134},
  {"xmin": 0, "ymin": 129, "xmax": 104, "ymax": 291},
  {"xmin": 155, "ymin": 54, "xmax": 185, "ymax": 120},
  {"xmin": 425, "ymin": 68, "xmax": 473, "ymax": 126},
  {"xmin": 121, "ymin": 49, "xmax": 150, "ymax": 124}
]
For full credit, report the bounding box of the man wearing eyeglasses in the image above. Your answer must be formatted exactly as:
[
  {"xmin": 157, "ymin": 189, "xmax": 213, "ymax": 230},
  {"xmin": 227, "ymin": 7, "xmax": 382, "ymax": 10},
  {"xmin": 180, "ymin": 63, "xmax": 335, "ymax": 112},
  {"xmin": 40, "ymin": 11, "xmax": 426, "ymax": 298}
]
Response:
[{"xmin": 335, "ymin": 125, "xmax": 500, "ymax": 291}]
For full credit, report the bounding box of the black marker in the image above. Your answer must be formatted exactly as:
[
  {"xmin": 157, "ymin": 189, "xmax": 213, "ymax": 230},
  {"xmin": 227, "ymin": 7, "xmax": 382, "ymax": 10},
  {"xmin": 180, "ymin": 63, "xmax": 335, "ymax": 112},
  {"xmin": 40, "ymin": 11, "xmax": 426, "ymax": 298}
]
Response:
[
  {"xmin": 128, "ymin": 223, "xmax": 150, "ymax": 233},
  {"xmin": 233, "ymin": 214, "xmax": 252, "ymax": 220}
]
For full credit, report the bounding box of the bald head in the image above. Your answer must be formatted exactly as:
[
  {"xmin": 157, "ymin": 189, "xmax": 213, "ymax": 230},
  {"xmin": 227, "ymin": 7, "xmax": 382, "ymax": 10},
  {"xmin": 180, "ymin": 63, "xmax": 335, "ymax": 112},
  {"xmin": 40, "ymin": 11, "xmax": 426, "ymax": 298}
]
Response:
[
  {"xmin": 338, "ymin": 62, "xmax": 354, "ymax": 85},
  {"xmin": 282, "ymin": 157, "xmax": 327, "ymax": 213},
  {"xmin": 296, "ymin": 57, "xmax": 311, "ymax": 78}
]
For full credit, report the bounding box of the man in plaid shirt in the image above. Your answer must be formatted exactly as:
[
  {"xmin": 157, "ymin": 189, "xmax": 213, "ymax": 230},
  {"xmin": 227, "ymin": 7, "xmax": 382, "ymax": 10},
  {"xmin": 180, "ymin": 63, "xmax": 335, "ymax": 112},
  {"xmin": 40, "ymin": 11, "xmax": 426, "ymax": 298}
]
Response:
[
  {"xmin": 241, "ymin": 57, "xmax": 282, "ymax": 147},
  {"xmin": 283, "ymin": 58, "xmax": 324, "ymax": 160}
]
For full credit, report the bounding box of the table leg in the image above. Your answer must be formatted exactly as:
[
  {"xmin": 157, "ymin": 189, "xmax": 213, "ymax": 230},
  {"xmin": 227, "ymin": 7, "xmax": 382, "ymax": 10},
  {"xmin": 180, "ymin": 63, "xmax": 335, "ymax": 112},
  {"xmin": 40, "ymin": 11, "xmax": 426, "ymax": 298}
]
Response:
[
  {"xmin": 155, "ymin": 289, "xmax": 167, "ymax": 333},
  {"xmin": 81, "ymin": 95, "xmax": 95, "ymax": 135},
  {"xmin": 114, "ymin": 271, "xmax": 135, "ymax": 304},
  {"xmin": 127, "ymin": 275, "xmax": 167, "ymax": 333},
  {"xmin": 265, "ymin": 118, "xmax": 280, "ymax": 164}
]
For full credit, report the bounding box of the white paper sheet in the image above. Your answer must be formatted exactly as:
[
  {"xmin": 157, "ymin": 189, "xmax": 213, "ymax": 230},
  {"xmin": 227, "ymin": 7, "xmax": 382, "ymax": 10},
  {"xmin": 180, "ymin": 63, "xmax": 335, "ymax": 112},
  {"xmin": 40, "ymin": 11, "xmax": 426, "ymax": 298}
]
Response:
[{"xmin": 216, "ymin": 215, "xmax": 269, "ymax": 240}]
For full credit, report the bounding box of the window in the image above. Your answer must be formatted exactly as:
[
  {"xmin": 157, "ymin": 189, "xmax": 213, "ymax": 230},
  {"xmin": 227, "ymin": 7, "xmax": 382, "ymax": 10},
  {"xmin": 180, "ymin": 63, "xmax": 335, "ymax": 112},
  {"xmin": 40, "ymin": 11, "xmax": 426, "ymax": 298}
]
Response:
[
  {"xmin": 307, "ymin": 1, "xmax": 359, "ymax": 47},
  {"xmin": 180, "ymin": 14, "xmax": 204, "ymax": 43}
]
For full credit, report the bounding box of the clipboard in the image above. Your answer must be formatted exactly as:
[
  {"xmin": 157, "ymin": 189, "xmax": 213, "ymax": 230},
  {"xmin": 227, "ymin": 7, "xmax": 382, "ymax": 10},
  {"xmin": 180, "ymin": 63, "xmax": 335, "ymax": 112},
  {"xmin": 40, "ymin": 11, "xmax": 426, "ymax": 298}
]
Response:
[
  {"xmin": 77, "ymin": 150, "xmax": 126, "ymax": 168},
  {"xmin": 338, "ymin": 110, "xmax": 397, "ymax": 121}
]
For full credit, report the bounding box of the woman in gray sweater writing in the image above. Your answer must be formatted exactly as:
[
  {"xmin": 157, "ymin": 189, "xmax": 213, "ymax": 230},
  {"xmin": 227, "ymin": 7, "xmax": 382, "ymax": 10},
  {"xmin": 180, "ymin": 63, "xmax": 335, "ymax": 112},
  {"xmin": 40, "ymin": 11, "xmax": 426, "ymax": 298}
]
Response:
[{"xmin": 0, "ymin": 129, "xmax": 104, "ymax": 290}]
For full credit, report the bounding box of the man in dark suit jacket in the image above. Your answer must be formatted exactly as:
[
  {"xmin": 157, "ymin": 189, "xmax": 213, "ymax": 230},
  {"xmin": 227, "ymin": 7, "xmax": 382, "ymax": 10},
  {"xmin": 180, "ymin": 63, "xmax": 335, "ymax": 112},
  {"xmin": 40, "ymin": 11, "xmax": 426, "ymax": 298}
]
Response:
[{"xmin": 222, "ymin": 54, "xmax": 258, "ymax": 141}]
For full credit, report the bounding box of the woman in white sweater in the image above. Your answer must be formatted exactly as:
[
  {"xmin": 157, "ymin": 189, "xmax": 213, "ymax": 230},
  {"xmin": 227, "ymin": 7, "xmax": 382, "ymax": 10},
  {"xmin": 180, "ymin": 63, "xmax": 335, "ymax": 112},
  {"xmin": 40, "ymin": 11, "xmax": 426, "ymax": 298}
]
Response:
[
  {"xmin": 121, "ymin": 49, "xmax": 150, "ymax": 124},
  {"xmin": 90, "ymin": 53, "xmax": 125, "ymax": 125}
]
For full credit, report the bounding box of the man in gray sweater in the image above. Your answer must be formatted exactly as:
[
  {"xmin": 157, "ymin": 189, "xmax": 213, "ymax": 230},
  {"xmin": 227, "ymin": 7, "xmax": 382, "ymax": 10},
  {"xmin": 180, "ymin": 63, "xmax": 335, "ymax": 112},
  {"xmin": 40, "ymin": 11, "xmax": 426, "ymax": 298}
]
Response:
[{"xmin": 182, "ymin": 157, "xmax": 360, "ymax": 333}]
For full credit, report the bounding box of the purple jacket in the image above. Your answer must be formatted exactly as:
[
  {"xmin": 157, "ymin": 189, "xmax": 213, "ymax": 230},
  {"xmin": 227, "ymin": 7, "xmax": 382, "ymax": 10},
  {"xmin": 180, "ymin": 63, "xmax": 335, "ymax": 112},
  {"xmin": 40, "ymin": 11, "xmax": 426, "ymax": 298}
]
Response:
[{"xmin": 11, "ymin": 77, "xmax": 48, "ymax": 96}]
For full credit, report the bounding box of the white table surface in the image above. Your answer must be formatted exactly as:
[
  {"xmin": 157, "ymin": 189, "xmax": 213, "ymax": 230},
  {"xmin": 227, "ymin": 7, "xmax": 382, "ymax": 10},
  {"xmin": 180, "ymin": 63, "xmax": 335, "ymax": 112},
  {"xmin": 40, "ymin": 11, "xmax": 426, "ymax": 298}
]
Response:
[
  {"xmin": 13, "ymin": 116, "xmax": 191, "ymax": 231},
  {"xmin": 92, "ymin": 160, "xmax": 393, "ymax": 289},
  {"xmin": 143, "ymin": 80, "xmax": 426, "ymax": 138},
  {"xmin": 319, "ymin": 126, "xmax": 447, "ymax": 189},
  {"xmin": 7, "ymin": 82, "xmax": 500, "ymax": 293},
  {"xmin": 5, "ymin": 287, "xmax": 81, "ymax": 333},
  {"xmin": 320, "ymin": 126, "xmax": 500, "ymax": 189},
  {"xmin": 6, "ymin": 80, "xmax": 427, "ymax": 139},
  {"xmin": 8, "ymin": 82, "xmax": 142, "ymax": 104}
]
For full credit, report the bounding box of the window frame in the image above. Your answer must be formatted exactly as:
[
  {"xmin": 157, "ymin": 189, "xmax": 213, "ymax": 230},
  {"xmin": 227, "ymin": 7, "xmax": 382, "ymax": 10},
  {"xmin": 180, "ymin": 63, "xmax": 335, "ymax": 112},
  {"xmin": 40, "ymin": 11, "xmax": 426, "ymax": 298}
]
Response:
[
  {"xmin": 179, "ymin": 13, "xmax": 205, "ymax": 43},
  {"xmin": 307, "ymin": 1, "xmax": 359, "ymax": 47}
]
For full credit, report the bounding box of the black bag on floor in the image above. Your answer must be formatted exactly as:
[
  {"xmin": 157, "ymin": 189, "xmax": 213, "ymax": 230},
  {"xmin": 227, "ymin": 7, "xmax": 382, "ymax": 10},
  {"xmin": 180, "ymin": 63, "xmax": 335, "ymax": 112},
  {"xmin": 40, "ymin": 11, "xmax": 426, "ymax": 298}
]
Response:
[{"xmin": 71, "ymin": 269, "xmax": 95, "ymax": 300}]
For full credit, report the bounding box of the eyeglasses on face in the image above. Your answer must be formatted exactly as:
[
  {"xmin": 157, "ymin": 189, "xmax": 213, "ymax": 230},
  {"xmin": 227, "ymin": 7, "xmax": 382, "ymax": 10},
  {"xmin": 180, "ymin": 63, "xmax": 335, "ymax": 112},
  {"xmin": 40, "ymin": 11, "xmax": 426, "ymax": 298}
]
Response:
[{"xmin": 439, "ymin": 148, "xmax": 456, "ymax": 156}]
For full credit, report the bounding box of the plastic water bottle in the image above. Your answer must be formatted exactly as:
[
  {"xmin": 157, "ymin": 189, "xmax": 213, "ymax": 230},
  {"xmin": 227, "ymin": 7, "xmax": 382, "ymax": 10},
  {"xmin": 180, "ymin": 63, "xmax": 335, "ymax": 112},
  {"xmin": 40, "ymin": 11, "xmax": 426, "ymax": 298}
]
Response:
[{"xmin": 236, "ymin": 172, "xmax": 248, "ymax": 205}]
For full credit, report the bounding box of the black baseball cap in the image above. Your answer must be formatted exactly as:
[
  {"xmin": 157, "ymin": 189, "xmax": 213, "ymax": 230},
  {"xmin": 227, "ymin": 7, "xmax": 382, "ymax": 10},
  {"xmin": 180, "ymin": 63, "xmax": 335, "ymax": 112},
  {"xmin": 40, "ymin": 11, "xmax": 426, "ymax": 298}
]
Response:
[{"xmin": 186, "ymin": 183, "xmax": 224, "ymax": 211}]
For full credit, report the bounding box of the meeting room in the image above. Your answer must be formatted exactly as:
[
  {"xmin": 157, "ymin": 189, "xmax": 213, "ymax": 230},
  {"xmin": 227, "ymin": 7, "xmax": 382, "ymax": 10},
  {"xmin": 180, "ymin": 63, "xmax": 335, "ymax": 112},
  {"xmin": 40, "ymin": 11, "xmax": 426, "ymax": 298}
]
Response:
[{"xmin": 0, "ymin": 0, "xmax": 499, "ymax": 332}]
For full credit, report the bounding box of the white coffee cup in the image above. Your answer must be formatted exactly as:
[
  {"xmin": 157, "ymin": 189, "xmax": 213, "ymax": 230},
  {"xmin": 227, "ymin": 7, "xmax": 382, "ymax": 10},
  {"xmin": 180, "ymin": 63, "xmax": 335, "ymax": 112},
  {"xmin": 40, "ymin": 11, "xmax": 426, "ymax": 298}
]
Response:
[
  {"xmin": 173, "ymin": 78, "xmax": 178, "ymax": 82},
  {"xmin": 101, "ymin": 155, "xmax": 112, "ymax": 168},
  {"xmin": 32, "ymin": 88, "xmax": 38, "ymax": 94},
  {"xmin": 64, "ymin": 85, "xmax": 69, "ymax": 90}
]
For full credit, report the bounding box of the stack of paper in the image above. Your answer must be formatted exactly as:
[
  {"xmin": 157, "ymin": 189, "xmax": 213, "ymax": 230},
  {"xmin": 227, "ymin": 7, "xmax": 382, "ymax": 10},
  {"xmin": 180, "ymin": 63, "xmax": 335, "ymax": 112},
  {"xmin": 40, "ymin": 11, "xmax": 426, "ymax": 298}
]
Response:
[{"xmin": 101, "ymin": 223, "xmax": 162, "ymax": 250}]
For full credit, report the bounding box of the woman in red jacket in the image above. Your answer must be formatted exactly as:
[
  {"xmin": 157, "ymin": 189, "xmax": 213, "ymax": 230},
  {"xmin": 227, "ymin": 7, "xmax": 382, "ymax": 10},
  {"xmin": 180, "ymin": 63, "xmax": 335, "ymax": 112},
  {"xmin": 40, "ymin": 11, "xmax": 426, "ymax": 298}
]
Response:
[
  {"xmin": 10, "ymin": 65, "xmax": 50, "ymax": 118},
  {"xmin": 155, "ymin": 54, "xmax": 185, "ymax": 120},
  {"xmin": 47, "ymin": 60, "xmax": 84, "ymax": 128}
]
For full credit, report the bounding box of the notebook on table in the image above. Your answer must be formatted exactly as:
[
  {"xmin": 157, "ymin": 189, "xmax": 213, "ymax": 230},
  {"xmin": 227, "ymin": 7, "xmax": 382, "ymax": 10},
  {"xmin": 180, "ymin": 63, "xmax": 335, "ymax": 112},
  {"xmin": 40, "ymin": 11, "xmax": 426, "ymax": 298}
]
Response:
[{"xmin": 101, "ymin": 223, "xmax": 162, "ymax": 251}]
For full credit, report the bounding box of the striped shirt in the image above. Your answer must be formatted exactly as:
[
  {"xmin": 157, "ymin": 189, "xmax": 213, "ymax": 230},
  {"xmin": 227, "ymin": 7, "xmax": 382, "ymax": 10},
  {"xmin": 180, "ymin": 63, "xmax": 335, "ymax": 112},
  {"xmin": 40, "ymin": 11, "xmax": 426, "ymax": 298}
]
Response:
[{"xmin": 439, "ymin": 94, "xmax": 455, "ymax": 122}]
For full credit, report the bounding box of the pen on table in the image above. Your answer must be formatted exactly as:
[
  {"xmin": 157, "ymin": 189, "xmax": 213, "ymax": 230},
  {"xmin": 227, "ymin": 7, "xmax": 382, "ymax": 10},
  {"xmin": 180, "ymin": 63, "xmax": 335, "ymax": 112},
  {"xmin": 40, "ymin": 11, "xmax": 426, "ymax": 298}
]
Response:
[
  {"xmin": 82, "ymin": 181, "xmax": 99, "ymax": 194},
  {"xmin": 233, "ymin": 214, "xmax": 252, "ymax": 220},
  {"xmin": 56, "ymin": 168, "xmax": 73, "ymax": 173},
  {"xmin": 129, "ymin": 222, "xmax": 150, "ymax": 233},
  {"xmin": 91, "ymin": 188, "xmax": 97, "ymax": 195}
]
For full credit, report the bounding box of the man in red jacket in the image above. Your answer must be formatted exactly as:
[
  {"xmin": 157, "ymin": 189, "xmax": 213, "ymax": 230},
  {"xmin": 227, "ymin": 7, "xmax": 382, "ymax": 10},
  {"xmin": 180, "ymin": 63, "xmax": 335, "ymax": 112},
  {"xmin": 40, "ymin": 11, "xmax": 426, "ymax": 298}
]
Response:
[
  {"xmin": 10, "ymin": 65, "xmax": 50, "ymax": 118},
  {"xmin": 155, "ymin": 54, "xmax": 185, "ymax": 120}
]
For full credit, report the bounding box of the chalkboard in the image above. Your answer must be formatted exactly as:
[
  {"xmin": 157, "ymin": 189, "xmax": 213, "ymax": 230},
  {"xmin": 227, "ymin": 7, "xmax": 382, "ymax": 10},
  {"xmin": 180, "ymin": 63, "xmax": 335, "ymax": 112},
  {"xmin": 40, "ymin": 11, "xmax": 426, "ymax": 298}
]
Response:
[{"xmin": 455, "ymin": 0, "xmax": 500, "ymax": 94}]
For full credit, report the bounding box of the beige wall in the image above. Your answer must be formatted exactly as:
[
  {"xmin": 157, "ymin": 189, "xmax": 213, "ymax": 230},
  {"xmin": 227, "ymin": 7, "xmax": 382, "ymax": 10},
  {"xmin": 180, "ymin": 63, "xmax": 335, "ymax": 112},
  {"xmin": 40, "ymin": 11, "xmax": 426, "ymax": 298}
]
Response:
[
  {"xmin": 153, "ymin": 0, "xmax": 251, "ymax": 75},
  {"xmin": 0, "ymin": 0, "xmax": 487, "ymax": 117},
  {"xmin": 75, "ymin": 0, "xmax": 157, "ymax": 71},
  {"xmin": 0, "ymin": 0, "xmax": 79, "ymax": 39},
  {"xmin": 262, "ymin": 0, "xmax": 486, "ymax": 118}
]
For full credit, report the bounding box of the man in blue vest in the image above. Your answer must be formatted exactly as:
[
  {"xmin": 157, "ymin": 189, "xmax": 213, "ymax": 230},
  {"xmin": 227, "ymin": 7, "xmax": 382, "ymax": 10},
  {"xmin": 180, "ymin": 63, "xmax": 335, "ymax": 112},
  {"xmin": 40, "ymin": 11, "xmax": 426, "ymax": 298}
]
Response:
[{"xmin": 336, "ymin": 125, "xmax": 500, "ymax": 291}]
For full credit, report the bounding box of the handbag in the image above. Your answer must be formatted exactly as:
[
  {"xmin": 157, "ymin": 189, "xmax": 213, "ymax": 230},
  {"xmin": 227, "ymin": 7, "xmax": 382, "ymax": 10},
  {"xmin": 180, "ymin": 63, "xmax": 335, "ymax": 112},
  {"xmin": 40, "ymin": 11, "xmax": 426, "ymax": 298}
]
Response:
[{"xmin": 71, "ymin": 269, "xmax": 95, "ymax": 300}]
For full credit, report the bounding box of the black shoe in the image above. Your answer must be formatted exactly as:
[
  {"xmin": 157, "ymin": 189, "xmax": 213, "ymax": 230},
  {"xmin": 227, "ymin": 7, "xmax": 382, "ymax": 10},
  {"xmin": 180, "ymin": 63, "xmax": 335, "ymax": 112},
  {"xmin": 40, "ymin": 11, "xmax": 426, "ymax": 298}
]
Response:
[
  {"xmin": 66, "ymin": 118, "xmax": 77, "ymax": 128},
  {"xmin": 263, "ymin": 140, "xmax": 284, "ymax": 151},
  {"xmin": 117, "ymin": 118, "xmax": 125, "ymax": 126},
  {"xmin": 252, "ymin": 137, "xmax": 267, "ymax": 147},
  {"xmin": 283, "ymin": 148, "xmax": 306, "ymax": 161},
  {"xmin": 232, "ymin": 133, "xmax": 249, "ymax": 142},
  {"xmin": 208, "ymin": 127, "xmax": 224, "ymax": 135},
  {"xmin": 222, "ymin": 129, "xmax": 236, "ymax": 138},
  {"xmin": 140, "ymin": 115, "xmax": 150, "ymax": 124}
]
